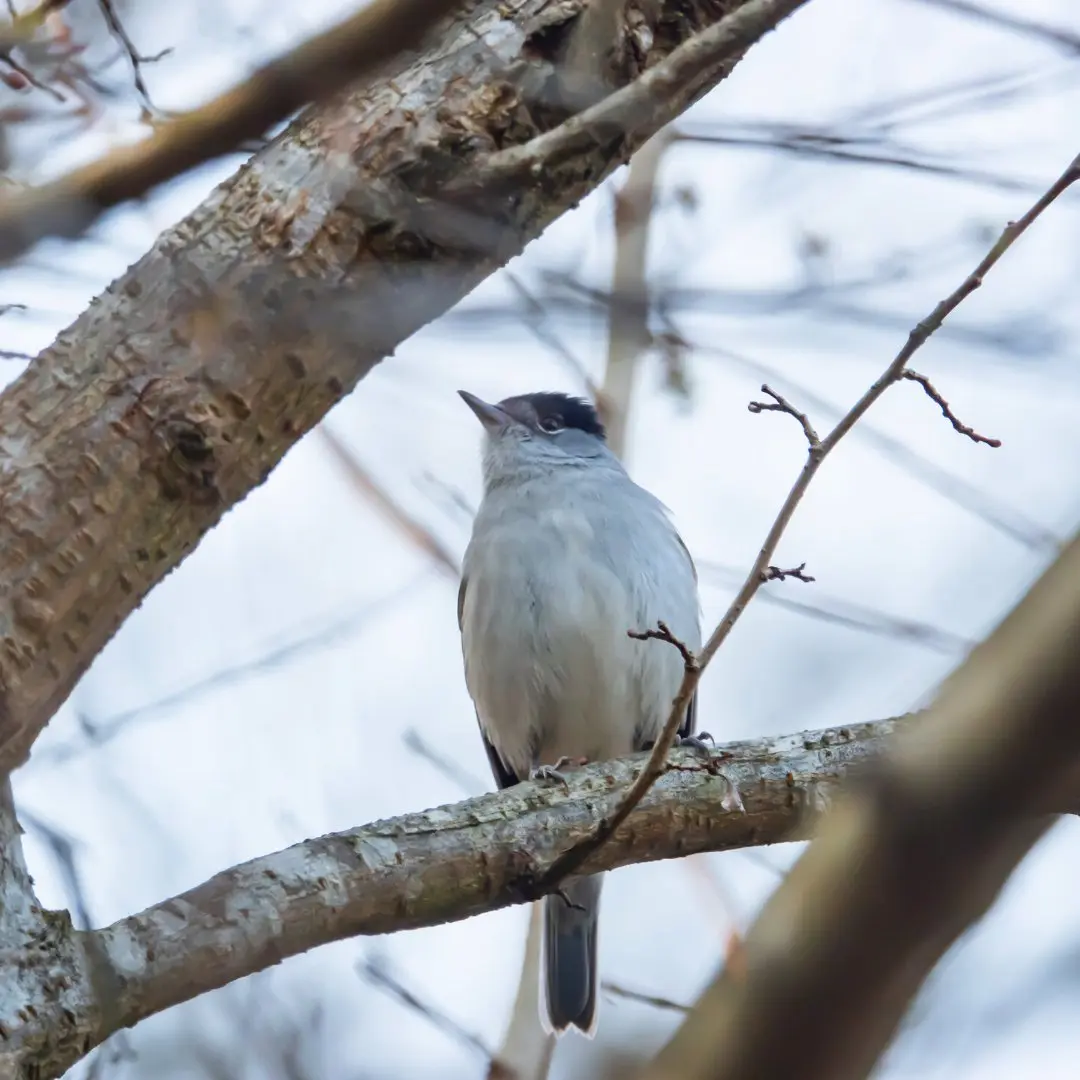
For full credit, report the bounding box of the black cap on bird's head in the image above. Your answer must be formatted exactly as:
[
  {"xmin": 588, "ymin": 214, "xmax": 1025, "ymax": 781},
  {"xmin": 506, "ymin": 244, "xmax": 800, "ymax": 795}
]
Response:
[{"xmin": 457, "ymin": 390, "xmax": 606, "ymax": 441}]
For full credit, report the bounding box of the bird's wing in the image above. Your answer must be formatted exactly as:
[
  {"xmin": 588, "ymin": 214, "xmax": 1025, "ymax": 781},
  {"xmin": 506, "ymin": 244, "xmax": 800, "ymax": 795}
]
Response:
[
  {"xmin": 681, "ymin": 688, "xmax": 698, "ymax": 741},
  {"xmin": 673, "ymin": 529, "xmax": 700, "ymax": 739},
  {"xmin": 458, "ymin": 574, "xmax": 521, "ymax": 790},
  {"xmin": 674, "ymin": 529, "xmax": 698, "ymax": 583}
]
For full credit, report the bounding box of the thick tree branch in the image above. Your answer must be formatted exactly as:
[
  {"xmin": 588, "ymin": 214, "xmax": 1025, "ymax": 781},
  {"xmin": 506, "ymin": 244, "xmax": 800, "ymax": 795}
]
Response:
[
  {"xmin": 0, "ymin": 0, "xmax": 799, "ymax": 778},
  {"xmin": 11, "ymin": 716, "xmax": 898, "ymax": 1078},
  {"xmin": 9, "ymin": 701, "xmax": 1079, "ymax": 1077}
]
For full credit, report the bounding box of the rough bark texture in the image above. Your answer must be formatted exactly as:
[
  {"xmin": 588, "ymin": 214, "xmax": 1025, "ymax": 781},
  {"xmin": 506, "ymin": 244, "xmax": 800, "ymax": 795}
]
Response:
[
  {"xmin": 1, "ymin": 716, "xmax": 897, "ymax": 1078},
  {"xmin": 0, "ymin": 0, "xmax": 780, "ymax": 776},
  {"xmin": 0, "ymin": 782, "xmax": 98, "ymax": 1080}
]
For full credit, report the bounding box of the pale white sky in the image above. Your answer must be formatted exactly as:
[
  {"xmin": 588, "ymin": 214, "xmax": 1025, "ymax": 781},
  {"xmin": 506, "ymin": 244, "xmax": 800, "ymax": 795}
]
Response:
[{"xmin": 5, "ymin": 0, "xmax": 1080, "ymax": 1077}]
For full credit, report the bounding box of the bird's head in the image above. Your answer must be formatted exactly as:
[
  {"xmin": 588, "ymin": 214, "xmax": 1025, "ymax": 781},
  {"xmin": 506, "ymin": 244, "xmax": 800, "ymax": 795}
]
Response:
[{"xmin": 458, "ymin": 390, "xmax": 611, "ymax": 486}]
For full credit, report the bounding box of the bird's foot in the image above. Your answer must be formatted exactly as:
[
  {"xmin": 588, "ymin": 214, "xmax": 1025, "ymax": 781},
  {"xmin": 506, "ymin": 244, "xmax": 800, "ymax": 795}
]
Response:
[
  {"xmin": 675, "ymin": 731, "xmax": 715, "ymax": 755},
  {"xmin": 530, "ymin": 756, "xmax": 588, "ymax": 788}
]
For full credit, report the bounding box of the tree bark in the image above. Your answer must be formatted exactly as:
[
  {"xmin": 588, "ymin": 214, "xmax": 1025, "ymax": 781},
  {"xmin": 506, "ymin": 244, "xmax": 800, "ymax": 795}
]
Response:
[
  {"xmin": 2, "ymin": 714, "xmax": 902, "ymax": 1078},
  {"xmin": 0, "ymin": 0, "xmax": 804, "ymax": 777}
]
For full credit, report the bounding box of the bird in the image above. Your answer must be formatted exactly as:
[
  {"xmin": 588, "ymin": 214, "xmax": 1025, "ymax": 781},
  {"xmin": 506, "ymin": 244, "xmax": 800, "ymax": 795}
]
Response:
[{"xmin": 455, "ymin": 388, "xmax": 702, "ymax": 1037}]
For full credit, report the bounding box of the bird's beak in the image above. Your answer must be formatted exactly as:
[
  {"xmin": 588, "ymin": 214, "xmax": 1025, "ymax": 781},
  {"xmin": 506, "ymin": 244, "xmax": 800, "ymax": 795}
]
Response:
[{"xmin": 458, "ymin": 390, "xmax": 513, "ymax": 433}]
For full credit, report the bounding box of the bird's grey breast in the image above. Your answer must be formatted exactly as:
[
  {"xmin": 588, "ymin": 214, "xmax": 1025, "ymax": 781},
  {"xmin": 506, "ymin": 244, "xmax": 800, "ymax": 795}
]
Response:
[{"xmin": 460, "ymin": 470, "xmax": 700, "ymax": 779}]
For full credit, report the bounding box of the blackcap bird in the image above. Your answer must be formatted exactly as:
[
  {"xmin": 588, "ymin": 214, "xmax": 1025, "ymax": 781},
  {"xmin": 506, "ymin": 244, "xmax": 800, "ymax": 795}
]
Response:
[{"xmin": 456, "ymin": 389, "xmax": 702, "ymax": 1037}]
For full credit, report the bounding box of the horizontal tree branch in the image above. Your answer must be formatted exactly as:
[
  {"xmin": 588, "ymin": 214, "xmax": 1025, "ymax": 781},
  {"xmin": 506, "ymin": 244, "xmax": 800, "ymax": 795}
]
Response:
[
  {"xmin": 5, "ymin": 709, "xmax": 1072, "ymax": 1079},
  {"xmin": 4, "ymin": 715, "xmax": 896, "ymax": 1076},
  {"xmin": 0, "ymin": 0, "xmax": 797, "ymax": 780}
]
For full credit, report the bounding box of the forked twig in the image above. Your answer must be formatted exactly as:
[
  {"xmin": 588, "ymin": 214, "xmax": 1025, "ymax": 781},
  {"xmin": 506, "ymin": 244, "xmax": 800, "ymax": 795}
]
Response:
[{"xmin": 532, "ymin": 148, "xmax": 1080, "ymax": 894}]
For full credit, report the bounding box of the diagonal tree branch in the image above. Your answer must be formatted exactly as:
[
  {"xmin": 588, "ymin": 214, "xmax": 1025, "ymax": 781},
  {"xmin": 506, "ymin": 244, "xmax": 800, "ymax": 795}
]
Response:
[{"xmin": 0, "ymin": 0, "xmax": 802, "ymax": 778}]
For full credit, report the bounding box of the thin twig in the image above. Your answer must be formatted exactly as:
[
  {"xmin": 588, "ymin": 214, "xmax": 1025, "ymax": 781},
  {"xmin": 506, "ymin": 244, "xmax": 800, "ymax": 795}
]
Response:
[
  {"xmin": 603, "ymin": 981, "xmax": 691, "ymax": 1014},
  {"xmin": 674, "ymin": 128, "xmax": 1041, "ymax": 194},
  {"xmin": 907, "ymin": 0, "xmax": 1080, "ymax": 55},
  {"xmin": 748, "ymin": 384, "xmax": 820, "ymax": 448},
  {"xmin": 627, "ymin": 620, "xmax": 699, "ymax": 671},
  {"xmin": 701, "ymin": 558, "xmax": 971, "ymax": 653},
  {"xmin": 358, "ymin": 958, "xmax": 493, "ymax": 1061},
  {"xmin": 694, "ymin": 340, "xmax": 1060, "ymax": 552},
  {"xmin": 319, "ymin": 426, "xmax": 461, "ymax": 578},
  {"xmin": 96, "ymin": 0, "xmax": 164, "ymax": 113},
  {"xmin": 902, "ymin": 369, "xmax": 1001, "ymax": 447},
  {"xmin": 402, "ymin": 728, "xmax": 486, "ymax": 796},
  {"xmin": 534, "ymin": 147, "xmax": 1080, "ymax": 893}
]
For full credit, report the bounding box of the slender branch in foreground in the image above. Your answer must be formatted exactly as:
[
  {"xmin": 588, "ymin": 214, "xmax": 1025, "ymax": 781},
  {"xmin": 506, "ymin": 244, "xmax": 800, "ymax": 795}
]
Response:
[
  {"xmin": 644, "ymin": 525, "xmax": 1080, "ymax": 1080},
  {"xmin": 901, "ymin": 369, "xmax": 1001, "ymax": 447},
  {"xmin": 542, "ymin": 146, "xmax": 1080, "ymax": 891},
  {"xmin": 0, "ymin": 0, "xmax": 465, "ymax": 263}
]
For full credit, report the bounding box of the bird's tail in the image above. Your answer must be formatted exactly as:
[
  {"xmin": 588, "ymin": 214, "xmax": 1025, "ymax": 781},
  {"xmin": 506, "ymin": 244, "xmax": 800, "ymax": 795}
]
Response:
[{"xmin": 542, "ymin": 874, "xmax": 602, "ymax": 1037}]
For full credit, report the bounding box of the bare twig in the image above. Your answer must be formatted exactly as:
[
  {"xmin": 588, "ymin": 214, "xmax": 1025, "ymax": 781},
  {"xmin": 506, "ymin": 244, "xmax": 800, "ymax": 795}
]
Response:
[
  {"xmin": 319, "ymin": 426, "xmax": 460, "ymax": 578},
  {"xmin": 0, "ymin": 0, "xmax": 465, "ymax": 262},
  {"xmin": 96, "ymin": 0, "xmax": 166, "ymax": 113},
  {"xmin": 695, "ymin": 340, "xmax": 1060, "ymax": 552},
  {"xmin": 700, "ymin": 559, "xmax": 971, "ymax": 653},
  {"xmin": 644, "ymin": 527, "xmax": 1080, "ymax": 1080},
  {"xmin": 603, "ymin": 982, "xmax": 691, "ymax": 1014},
  {"xmin": 358, "ymin": 958, "xmax": 493, "ymax": 1061},
  {"xmin": 535, "ymin": 148, "xmax": 1080, "ymax": 892},
  {"xmin": 907, "ymin": 0, "xmax": 1080, "ymax": 55},
  {"xmin": 674, "ymin": 127, "xmax": 1042, "ymax": 194},
  {"xmin": 902, "ymin": 369, "xmax": 1002, "ymax": 447},
  {"xmin": 402, "ymin": 728, "xmax": 486, "ymax": 796},
  {"xmin": 457, "ymin": 0, "xmax": 811, "ymax": 191},
  {"xmin": 748, "ymin": 383, "xmax": 820, "ymax": 448},
  {"xmin": 628, "ymin": 619, "xmax": 699, "ymax": 671}
]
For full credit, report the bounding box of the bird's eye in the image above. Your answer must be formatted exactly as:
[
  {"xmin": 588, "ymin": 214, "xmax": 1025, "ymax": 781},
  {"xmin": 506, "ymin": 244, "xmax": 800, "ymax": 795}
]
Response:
[{"xmin": 539, "ymin": 416, "xmax": 564, "ymax": 433}]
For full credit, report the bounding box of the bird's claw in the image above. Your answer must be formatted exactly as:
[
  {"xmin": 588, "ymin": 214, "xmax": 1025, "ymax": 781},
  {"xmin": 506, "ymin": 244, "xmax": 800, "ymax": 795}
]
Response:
[
  {"xmin": 675, "ymin": 731, "xmax": 715, "ymax": 755},
  {"xmin": 530, "ymin": 756, "xmax": 588, "ymax": 788}
]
